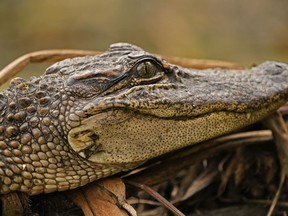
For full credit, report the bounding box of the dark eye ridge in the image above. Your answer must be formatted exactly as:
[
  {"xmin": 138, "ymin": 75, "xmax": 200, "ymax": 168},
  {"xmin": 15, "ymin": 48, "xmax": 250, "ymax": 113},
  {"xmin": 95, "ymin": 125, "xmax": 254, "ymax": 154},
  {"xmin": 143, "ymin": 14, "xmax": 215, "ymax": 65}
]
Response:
[{"xmin": 136, "ymin": 61, "xmax": 158, "ymax": 78}]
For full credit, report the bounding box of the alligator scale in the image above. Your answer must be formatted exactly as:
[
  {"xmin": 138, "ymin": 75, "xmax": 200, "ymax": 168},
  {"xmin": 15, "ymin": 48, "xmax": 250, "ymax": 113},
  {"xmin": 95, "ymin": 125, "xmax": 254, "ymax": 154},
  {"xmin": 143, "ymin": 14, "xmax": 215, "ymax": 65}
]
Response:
[{"xmin": 0, "ymin": 43, "xmax": 288, "ymax": 195}]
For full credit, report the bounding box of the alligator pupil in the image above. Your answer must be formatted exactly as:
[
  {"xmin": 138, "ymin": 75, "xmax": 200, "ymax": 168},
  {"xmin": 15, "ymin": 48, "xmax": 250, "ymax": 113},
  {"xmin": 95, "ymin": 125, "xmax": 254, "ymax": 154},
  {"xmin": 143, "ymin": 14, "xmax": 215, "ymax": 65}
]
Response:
[{"xmin": 136, "ymin": 61, "xmax": 157, "ymax": 78}]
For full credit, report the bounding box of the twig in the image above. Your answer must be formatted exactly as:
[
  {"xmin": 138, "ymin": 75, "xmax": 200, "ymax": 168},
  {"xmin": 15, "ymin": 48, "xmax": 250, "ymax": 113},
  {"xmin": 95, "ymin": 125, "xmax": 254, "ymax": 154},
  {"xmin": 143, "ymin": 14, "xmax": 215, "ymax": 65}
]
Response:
[
  {"xmin": 263, "ymin": 111, "xmax": 288, "ymax": 216},
  {"xmin": 127, "ymin": 197, "xmax": 162, "ymax": 206},
  {"xmin": 0, "ymin": 49, "xmax": 101, "ymax": 86},
  {"xmin": 266, "ymin": 172, "xmax": 285, "ymax": 216},
  {"xmin": 244, "ymin": 198, "xmax": 288, "ymax": 208},
  {"xmin": 125, "ymin": 180, "xmax": 185, "ymax": 216},
  {"xmin": 158, "ymin": 55, "xmax": 243, "ymax": 70}
]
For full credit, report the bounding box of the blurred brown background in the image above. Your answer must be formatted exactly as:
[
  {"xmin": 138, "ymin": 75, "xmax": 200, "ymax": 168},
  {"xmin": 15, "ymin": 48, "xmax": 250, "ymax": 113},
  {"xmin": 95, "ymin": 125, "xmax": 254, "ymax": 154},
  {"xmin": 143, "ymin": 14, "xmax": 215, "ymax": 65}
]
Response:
[{"xmin": 0, "ymin": 0, "xmax": 287, "ymax": 90}]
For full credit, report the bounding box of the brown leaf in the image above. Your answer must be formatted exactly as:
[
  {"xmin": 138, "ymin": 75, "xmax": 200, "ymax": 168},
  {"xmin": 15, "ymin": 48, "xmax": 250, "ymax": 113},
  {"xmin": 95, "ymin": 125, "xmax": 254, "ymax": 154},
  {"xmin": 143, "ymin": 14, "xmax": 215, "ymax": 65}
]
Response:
[{"xmin": 66, "ymin": 178, "xmax": 137, "ymax": 216}]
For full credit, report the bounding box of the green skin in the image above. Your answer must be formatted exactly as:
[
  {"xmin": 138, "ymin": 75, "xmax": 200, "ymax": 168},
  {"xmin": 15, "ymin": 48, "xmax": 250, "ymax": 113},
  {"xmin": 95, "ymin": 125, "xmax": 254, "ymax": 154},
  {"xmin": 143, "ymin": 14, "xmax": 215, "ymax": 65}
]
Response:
[{"xmin": 0, "ymin": 43, "xmax": 288, "ymax": 195}]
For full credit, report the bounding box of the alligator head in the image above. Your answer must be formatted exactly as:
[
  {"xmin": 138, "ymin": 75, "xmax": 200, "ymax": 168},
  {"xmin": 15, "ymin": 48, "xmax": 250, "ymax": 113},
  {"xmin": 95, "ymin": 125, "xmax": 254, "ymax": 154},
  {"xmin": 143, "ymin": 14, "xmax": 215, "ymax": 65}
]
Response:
[{"xmin": 46, "ymin": 43, "xmax": 288, "ymax": 168}]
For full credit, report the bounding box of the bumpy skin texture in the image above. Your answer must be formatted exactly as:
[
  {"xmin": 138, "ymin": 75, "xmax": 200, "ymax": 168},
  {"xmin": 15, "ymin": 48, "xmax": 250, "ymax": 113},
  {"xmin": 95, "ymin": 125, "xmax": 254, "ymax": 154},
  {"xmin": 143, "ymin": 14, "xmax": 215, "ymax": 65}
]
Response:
[
  {"xmin": 0, "ymin": 43, "xmax": 288, "ymax": 195},
  {"xmin": 0, "ymin": 74, "xmax": 119, "ymax": 195}
]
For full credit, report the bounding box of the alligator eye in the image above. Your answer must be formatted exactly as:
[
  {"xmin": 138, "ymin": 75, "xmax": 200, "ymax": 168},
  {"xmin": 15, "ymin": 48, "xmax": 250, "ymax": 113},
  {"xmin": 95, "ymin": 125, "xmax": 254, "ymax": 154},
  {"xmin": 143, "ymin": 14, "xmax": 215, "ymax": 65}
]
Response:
[{"xmin": 136, "ymin": 61, "xmax": 158, "ymax": 78}]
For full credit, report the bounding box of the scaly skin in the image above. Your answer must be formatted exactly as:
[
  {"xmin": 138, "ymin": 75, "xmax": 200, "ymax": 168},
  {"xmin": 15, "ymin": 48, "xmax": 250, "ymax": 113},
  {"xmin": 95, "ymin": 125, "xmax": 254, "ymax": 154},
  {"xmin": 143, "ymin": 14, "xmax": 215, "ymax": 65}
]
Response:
[{"xmin": 0, "ymin": 43, "xmax": 288, "ymax": 195}]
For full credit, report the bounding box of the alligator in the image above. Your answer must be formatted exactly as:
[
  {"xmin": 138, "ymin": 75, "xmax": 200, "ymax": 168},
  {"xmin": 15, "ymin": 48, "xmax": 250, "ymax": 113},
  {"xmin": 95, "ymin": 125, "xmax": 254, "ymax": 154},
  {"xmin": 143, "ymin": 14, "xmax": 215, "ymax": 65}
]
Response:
[{"xmin": 0, "ymin": 43, "xmax": 288, "ymax": 196}]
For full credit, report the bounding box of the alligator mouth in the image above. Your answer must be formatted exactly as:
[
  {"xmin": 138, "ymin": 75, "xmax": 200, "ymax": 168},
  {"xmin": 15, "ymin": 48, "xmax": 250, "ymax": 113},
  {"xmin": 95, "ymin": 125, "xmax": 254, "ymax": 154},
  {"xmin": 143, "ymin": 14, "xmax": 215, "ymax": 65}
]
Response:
[{"xmin": 83, "ymin": 92, "xmax": 285, "ymax": 120}]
